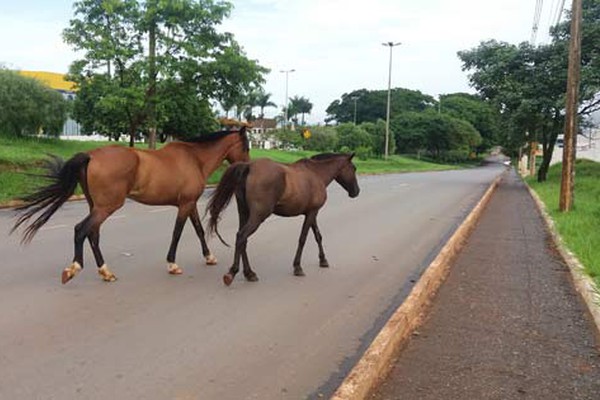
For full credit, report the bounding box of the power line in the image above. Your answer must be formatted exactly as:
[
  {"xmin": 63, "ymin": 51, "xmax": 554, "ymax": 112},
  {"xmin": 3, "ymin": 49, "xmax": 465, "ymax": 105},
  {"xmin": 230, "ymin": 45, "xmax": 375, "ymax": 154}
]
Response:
[
  {"xmin": 531, "ymin": 0, "xmax": 544, "ymax": 44},
  {"xmin": 555, "ymin": 0, "xmax": 567, "ymax": 26}
]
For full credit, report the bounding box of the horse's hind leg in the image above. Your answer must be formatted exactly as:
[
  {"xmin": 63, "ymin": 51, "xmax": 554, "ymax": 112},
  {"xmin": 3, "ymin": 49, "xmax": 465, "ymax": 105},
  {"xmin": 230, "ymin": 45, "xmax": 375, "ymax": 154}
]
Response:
[
  {"xmin": 292, "ymin": 212, "xmax": 317, "ymax": 277},
  {"xmin": 312, "ymin": 219, "xmax": 329, "ymax": 268},
  {"xmin": 87, "ymin": 210, "xmax": 117, "ymax": 282},
  {"xmin": 62, "ymin": 209, "xmax": 116, "ymax": 283},
  {"xmin": 224, "ymin": 200, "xmax": 263, "ymax": 286},
  {"xmin": 62, "ymin": 214, "xmax": 93, "ymax": 284},
  {"xmin": 166, "ymin": 203, "xmax": 194, "ymax": 275},
  {"xmin": 189, "ymin": 206, "xmax": 217, "ymax": 265}
]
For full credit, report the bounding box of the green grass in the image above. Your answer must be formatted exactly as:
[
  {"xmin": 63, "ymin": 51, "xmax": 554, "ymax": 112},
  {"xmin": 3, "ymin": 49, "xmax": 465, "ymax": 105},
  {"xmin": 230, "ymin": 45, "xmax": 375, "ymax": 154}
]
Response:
[
  {"xmin": 0, "ymin": 136, "xmax": 459, "ymax": 204},
  {"xmin": 527, "ymin": 159, "xmax": 600, "ymax": 286}
]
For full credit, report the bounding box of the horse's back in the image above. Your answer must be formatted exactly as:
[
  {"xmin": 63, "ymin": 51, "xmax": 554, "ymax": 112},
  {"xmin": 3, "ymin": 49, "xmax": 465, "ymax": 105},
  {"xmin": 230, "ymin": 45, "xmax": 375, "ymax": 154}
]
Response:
[{"xmin": 245, "ymin": 158, "xmax": 326, "ymax": 217}]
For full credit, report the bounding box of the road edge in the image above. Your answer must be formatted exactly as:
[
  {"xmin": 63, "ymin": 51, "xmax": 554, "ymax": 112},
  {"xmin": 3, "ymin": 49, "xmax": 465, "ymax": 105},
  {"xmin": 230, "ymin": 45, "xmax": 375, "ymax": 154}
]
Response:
[
  {"xmin": 526, "ymin": 185, "xmax": 600, "ymax": 335},
  {"xmin": 330, "ymin": 171, "xmax": 504, "ymax": 400}
]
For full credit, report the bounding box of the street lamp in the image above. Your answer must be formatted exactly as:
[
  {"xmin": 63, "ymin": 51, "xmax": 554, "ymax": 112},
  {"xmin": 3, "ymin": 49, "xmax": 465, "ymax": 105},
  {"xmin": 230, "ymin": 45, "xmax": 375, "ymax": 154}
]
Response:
[
  {"xmin": 280, "ymin": 69, "xmax": 295, "ymax": 129},
  {"xmin": 350, "ymin": 95, "xmax": 359, "ymax": 125},
  {"xmin": 383, "ymin": 41, "xmax": 401, "ymax": 159}
]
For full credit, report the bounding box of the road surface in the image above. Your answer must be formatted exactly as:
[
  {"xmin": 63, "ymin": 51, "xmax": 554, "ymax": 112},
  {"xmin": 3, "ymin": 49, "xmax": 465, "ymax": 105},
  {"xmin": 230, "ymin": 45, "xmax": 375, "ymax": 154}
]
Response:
[{"xmin": 0, "ymin": 162, "xmax": 504, "ymax": 399}]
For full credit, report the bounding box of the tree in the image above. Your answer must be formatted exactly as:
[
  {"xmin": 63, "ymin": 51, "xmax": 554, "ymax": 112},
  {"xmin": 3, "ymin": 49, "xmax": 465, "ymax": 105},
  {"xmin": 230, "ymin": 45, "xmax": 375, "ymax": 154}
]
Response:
[
  {"xmin": 360, "ymin": 120, "xmax": 394, "ymax": 156},
  {"xmin": 326, "ymin": 88, "xmax": 436, "ymax": 124},
  {"xmin": 392, "ymin": 110, "xmax": 481, "ymax": 160},
  {"xmin": 439, "ymin": 93, "xmax": 500, "ymax": 154},
  {"xmin": 458, "ymin": 1, "xmax": 600, "ymax": 181},
  {"xmin": 256, "ymin": 90, "xmax": 276, "ymax": 118},
  {"xmin": 288, "ymin": 96, "xmax": 313, "ymax": 126},
  {"xmin": 64, "ymin": 0, "xmax": 267, "ymax": 147},
  {"xmin": 0, "ymin": 69, "xmax": 68, "ymax": 137},
  {"xmin": 335, "ymin": 123, "xmax": 373, "ymax": 152}
]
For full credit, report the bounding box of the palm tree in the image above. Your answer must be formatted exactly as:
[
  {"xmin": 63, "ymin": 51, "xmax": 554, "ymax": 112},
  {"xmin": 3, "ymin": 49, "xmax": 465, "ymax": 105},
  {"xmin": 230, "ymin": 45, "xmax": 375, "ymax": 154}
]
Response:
[
  {"xmin": 289, "ymin": 96, "xmax": 313, "ymax": 126},
  {"xmin": 256, "ymin": 90, "xmax": 277, "ymax": 118}
]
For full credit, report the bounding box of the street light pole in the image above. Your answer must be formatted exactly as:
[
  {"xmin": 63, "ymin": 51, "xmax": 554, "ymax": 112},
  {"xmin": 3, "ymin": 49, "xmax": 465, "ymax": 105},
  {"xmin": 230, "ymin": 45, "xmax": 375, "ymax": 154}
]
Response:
[
  {"xmin": 351, "ymin": 96, "xmax": 358, "ymax": 125},
  {"xmin": 280, "ymin": 69, "xmax": 295, "ymax": 129},
  {"xmin": 383, "ymin": 41, "xmax": 401, "ymax": 159}
]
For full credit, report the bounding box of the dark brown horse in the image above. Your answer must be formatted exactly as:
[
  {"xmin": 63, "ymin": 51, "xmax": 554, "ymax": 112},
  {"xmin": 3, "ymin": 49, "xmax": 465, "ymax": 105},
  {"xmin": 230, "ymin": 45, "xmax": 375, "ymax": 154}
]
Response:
[
  {"xmin": 12, "ymin": 127, "xmax": 249, "ymax": 284},
  {"xmin": 207, "ymin": 153, "xmax": 360, "ymax": 286}
]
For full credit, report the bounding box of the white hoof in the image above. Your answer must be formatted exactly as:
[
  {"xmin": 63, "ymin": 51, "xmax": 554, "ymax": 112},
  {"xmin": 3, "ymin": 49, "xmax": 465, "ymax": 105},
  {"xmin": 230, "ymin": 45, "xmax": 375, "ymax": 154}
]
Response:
[
  {"xmin": 205, "ymin": 254, "xmax": 218, "ymax": 265},
  {"xmin": 168, "ymin": 263, "xmax": 183, "ymax": 275}
]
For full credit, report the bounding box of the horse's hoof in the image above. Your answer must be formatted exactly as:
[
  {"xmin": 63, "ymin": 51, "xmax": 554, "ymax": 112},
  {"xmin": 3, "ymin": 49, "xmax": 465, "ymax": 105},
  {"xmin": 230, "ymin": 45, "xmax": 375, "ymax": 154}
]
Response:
[
  {"xmin": 168, "ymin": 263, "xmax": 183, "ymax": 275},
  {"xmin": 98, "ymin": 264, "xmax": 117, "ymax": 282},
  {"xmin": 293, "ymin": 269, "xmax": 306, "ymax": 277},
  {"xmin": 223, "ymin": 273, "xmax": 234, "ymax": 286},
  {"xmin": 245, "ymin": 273, "xmax": 259, "ymax": 282},
  {"xmin": 61, "ymin": 262, "xmax": 82, "ymax": 284},
  {"xmin": 205, "ymin": 254, "xmax": 218, "ymax": 265},
  {"xmin": 319, "ymin": 260, "xmax": 330, "ymax": 268}
]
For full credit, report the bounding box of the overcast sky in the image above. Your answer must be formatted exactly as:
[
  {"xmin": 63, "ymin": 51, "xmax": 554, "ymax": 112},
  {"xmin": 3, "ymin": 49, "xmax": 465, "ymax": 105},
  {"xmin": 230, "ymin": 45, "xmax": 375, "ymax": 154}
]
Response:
[{"xmin": 0, "ymin": 0, "xmax": 566, "ymax": 123}]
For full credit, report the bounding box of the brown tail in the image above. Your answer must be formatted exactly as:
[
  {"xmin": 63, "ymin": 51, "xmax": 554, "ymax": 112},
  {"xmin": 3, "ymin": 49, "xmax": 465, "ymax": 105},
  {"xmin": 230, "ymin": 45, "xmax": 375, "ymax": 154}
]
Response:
[
  {"xmin": 207, "ymin": 162, "xmax": 250, "ymax": 246},
  {"xmin": 11, "ymin": 153, "xmax": 90, "ymax": 243}
]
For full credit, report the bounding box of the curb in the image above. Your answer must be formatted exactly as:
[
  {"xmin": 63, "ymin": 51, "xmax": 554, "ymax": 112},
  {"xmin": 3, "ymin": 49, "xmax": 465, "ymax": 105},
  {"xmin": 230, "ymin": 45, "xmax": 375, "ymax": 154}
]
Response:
[
  {"xmin": 331, "ymin": 171, "xmax": 504, "ymax": 400},
  {"xmin": 0, "ymin": 195, "xmax": 87, "ymax": 210},
  {"xmin": 526, "ymin": 186, "xmax": 600, "ymax": 336}
]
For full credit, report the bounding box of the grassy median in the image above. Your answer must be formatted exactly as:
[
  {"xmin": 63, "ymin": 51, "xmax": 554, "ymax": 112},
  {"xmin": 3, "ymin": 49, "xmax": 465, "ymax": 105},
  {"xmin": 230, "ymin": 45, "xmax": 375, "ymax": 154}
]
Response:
[
  {"xmin": 527, "ymin": 159, "xmax": 600, "ymax": 286},
  {"xmin": 0, "ymin": 135, "xmax": 459, "ymax": 204}
]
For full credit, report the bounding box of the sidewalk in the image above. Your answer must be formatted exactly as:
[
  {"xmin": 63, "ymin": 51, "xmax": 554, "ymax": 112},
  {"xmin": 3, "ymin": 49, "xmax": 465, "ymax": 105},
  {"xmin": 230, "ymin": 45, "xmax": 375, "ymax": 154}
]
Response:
[{"xmin": 371, "ymin": 169, "xmax": 600, "ymax": 399}]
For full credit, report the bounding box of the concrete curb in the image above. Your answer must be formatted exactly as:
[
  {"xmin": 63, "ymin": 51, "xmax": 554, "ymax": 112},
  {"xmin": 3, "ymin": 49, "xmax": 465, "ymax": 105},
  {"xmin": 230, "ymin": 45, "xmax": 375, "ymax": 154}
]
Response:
[
  {"xmin": 331, "ymin": 172, "xmax": 504, "ymax": 400},
  {"xmin": 526, "ymin": 185, "xmax": 600, "ymax": 336},
  {"xmin": 0, "ymin": 195, "xmax": 87, "ymax": 210}
]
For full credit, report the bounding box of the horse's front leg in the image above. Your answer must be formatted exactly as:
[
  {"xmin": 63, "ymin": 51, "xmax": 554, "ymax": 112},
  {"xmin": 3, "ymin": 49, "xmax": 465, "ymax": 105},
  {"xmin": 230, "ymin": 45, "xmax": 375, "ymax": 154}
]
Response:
[
  {"xmin": 189, "ymin": 206, "xmax": 217, "ymax": 265},
  {"xmin": 166, "ymin": 204, "xmax": 193, "ymax": 275},
  {"xmin": 292, "ymin": 212, "xmax": 317, "ymax": 276}
]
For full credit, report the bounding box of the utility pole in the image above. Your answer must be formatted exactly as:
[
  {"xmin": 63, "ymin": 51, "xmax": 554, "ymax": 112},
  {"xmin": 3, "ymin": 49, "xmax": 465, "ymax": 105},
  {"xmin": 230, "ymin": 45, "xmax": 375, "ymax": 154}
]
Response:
[
  {"xmin": 559, "ymin": 0, "xmax": 583, "ymax": 212},
  {"xmin": 280, "ymin": 69, "xmax": 295, "ymax": 129},
  {"xmin": 383, "ymin": 42, "xmax": 401, "ymax": 159},
  {"xmin": 351, "ymin": 96, "xmax": 358, "ymax": 125}
]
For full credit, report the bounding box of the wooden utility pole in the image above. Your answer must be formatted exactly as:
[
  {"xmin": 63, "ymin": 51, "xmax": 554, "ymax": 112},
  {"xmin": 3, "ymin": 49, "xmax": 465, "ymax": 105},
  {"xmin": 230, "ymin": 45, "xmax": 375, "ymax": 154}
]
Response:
[{"xmin": 559, "ymin": 0, "xmax": 583, "ymax": 212}]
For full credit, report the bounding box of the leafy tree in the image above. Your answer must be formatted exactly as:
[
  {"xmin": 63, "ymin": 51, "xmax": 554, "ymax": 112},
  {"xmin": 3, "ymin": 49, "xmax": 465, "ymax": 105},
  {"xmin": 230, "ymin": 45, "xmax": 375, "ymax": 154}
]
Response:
[
  {"xmin": 360, "ymin": 120, "xmax": 394, "ymax": 156},
  {"xmin": 439, "ymin": 93, "xmax": 500, "ymax": 154},
  {"xmin": 335, "ymin": 123, "xmax": 373, "ymax": 152},
  {"xmin": 301, "ymin": 126, "xmax": 338, "ymax": 152},
  {"xmin": 392, "ymin": 111, "xmax": 481, "ymax": 160},
  {"xmin": 326, "ymin": 88, "xmax": 436, "ymax": 124},
  {"xmin": 64, "ymin": 0, "xmax": 267, "ymax": 147},
  {"xmin": 0, "ymin": 69, "xmax": 68, "ymax": 137},
  {"xmin": 459, "ymin": 1, "xmax": 600, "ymax": 181}
]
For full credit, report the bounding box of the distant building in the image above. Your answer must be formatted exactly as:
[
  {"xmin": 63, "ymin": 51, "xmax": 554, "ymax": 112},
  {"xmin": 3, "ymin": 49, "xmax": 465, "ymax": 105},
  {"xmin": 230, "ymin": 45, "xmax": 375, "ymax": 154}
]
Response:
[
  {"xmin": 249, "ymin": 118, "xmax": 278, "ymax": 149},
  {"xmin": 18, "ymin": 70, "xmax": 83, "ymax": 138}
]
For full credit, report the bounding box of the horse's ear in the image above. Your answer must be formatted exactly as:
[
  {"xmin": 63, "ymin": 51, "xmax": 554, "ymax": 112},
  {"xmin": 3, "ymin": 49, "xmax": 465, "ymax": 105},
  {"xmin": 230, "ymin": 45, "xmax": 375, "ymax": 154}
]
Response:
[
  {"xmin": 349, "ymin": 152, "xmax": 355, "ymax": 160},
  {"xmin": 239, "ymin": 126, "xmax": 247, "ymax": 134}
]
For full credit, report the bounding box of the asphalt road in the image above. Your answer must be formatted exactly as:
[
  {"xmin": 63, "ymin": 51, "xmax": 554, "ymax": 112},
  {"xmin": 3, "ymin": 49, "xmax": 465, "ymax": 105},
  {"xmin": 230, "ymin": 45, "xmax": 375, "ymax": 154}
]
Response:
[{"xmin": 0, "ymin": 162, "xmax": 504, "ymax": 399}]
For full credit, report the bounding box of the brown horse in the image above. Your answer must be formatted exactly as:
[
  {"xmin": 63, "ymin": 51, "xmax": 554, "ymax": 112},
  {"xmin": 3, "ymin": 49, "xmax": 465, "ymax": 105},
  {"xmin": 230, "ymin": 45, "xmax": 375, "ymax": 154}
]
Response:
[
  {"xmin": 207, "ymin": 153, "xmax": 360, "ymax": 286},
  {"xmin": 12, "ymin": 127, "xmax": 249, "ymax": 284}
]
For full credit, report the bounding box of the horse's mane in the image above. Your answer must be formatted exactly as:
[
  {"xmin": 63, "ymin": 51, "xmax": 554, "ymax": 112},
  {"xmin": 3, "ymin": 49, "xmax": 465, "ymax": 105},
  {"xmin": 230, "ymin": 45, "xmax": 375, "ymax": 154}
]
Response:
[
  {"xmin": 183, "ymin": 127, "xmax": 249, "ymax": 151},
  {"xmin": 310, "ymin": 153, "xmax": 347, "ymax": 161}
]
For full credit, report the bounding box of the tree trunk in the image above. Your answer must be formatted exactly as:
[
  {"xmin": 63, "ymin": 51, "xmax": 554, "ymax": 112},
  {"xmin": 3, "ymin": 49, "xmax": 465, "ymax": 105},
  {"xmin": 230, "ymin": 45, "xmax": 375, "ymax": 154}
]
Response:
[
  {"xmin": 147, "ymin": 18, "xmax": 157, "ymax": 150},
  {"xmin": 537, "ymin": 123, "xmax": 561, "ymax": 182}
]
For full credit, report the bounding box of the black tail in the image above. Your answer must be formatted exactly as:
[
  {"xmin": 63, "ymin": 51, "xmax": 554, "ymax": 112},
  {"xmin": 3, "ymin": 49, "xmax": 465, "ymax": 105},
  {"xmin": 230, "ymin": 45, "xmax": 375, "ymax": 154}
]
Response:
[
  {"xmin": 11, "ymin": 153, "xmax": 91, "ymax": 243},
  {"xmin": 207, "ymin": 162, "xmax": 250, "ymax": 246}
]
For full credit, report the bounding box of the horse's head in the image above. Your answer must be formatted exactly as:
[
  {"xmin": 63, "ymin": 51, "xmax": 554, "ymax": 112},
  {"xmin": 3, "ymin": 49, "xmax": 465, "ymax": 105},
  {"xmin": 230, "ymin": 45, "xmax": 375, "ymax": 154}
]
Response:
[
  {"xmin": 225, "ymin": 126, "xmax": 251, "ymax": 164},
  {"xmin": 335, "ymin": 153, "xmax": 360, "ymax": 198}
]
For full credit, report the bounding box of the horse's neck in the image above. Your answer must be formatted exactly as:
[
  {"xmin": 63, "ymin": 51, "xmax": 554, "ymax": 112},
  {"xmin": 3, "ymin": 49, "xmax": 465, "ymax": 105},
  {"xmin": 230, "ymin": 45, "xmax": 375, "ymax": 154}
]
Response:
[
  {"xmin": 309, "ymin": 159, "xmax": 343, "ymax": 186},
  {"xmin": 190, "ymin": 141, "xmax": 229, "ymax": 177}
]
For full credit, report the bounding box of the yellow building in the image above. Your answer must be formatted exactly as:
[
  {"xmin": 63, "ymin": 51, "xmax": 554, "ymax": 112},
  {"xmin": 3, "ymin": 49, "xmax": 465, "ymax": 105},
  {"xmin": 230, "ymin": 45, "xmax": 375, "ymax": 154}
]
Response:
[{"xmin": 18, "ymin": 70, "xmax": 75, "ymax": 94}]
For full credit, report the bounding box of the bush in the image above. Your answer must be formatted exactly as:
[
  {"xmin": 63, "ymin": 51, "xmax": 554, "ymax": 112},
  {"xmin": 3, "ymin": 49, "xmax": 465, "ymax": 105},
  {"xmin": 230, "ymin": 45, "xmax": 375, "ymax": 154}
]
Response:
[{"xmin": 0, "ymin": 69, "xmax": 67, "ymax": 137}]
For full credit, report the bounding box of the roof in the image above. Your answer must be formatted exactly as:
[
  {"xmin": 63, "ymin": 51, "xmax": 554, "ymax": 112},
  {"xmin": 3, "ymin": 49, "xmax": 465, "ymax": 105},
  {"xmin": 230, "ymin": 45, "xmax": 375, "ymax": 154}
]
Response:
[
  {"xmin": 18, "ymin": 70, "xmax": 75, "ymax": 93},
  {"xmin": 252, "ymin": 118, "xmax": 277, "ymax": 129}
]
